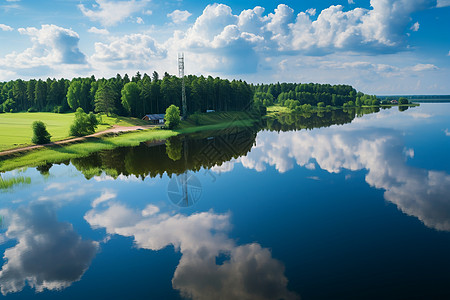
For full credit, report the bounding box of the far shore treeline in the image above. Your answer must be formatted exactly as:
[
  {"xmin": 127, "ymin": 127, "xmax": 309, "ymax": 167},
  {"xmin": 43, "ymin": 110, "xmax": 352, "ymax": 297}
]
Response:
[{"xmin": 0, "ymin": 71, "xmax": 379, "ymax": 117}]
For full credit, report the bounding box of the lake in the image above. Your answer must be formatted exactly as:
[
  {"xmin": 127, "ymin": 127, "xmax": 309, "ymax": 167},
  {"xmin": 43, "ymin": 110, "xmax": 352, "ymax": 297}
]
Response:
[{"xmin": 1, "ymin": 104, "xmax": 450, "ymax": 299}]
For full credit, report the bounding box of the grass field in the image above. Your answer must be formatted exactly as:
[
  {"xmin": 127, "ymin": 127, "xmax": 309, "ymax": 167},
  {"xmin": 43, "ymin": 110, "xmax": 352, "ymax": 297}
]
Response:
[{"xmin": 0, "ymin": 112, "xmax": 148, "ymax": 151}]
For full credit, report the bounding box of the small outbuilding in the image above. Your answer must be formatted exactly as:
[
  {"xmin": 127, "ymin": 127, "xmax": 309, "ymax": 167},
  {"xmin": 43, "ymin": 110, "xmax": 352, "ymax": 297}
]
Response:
[{"xmin": 142, "ymin": 114, "xmax": 165, "ymax": 124}]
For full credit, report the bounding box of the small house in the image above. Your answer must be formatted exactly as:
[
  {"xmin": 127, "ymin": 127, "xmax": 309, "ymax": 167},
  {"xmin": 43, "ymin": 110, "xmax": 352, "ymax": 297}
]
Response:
[{"xmin": 142, "ymin": 114, "xmax": 165, "ymax": 124}]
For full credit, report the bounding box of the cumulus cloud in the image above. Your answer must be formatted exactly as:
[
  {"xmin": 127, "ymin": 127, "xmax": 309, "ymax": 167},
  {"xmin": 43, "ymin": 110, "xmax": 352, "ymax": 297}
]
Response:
[
  {"xmin": 229, "ymin": 127, "xmax": 450, "ymax": 231},
  {"xmin": 167, "ymin": 10, "xmax": 192, "ymax": 24},
  {"xmin": 78, "ymin": 0, "xmax": 149, "ymax": 27},
  {"xmin": 88, "ymin": 26, "xmax": 110, "ymax": 35},
  {"xmin": 0, "ymin": 204, "xmax": 98, "ymax": 295},
  {"xmin": 445, "ymin": 129, "xmax": 450, "ymax": 136},
  {"xmin": 85, "ymin": 196, "xmax": 298, "ymax": 299},
  {"xmin": 91, "ymin": 33, "xmax": 166, "ymax": 69},
  {"xmin": 169, "ymin": 1, "xmax": 439, "ymax": 75},
  {"xmin": 0, "ymin": 24, "xmax": 86, "ymax": 71},
  {"xmin": 0, "ymin": 24, "xmax": 13, "ymax": 31},
  {"xmin": 171, "ymin": 4, "xmax": 264, "ymax": 73}
]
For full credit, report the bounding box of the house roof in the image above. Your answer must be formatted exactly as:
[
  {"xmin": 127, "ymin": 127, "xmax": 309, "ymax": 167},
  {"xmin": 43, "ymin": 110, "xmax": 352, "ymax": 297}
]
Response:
[{"xmin": 143, "ymin": 114, "xmax": 165, "ymax": 120}]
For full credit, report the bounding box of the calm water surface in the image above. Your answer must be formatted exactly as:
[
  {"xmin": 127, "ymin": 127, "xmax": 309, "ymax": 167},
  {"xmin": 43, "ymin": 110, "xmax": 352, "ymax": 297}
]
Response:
[{"xmin": 0, "ymin": 104, "xmax": 450, "ymax": 299}]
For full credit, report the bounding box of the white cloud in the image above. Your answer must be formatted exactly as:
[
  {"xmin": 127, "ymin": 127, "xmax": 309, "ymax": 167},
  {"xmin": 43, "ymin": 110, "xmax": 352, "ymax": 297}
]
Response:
[
  {"xmin": 0, "ymin": 24, "xmax": 86, "ymax": 71},
  {"xmin": 0, "ymin": 204, "xmax": 98, "ymax": 295},
  {"xmin": 436, "ymin": 0, "xmax": 450, "ymax": 7},
  {"xmin": 88, "ymin": 26, "xmax": 109, "ymax": 35},
  {"xmin": 167, "ymin": 10, "xmax": 192, "ymax": 24},
  {"xmin": 411, "ymin": 63, "xmax": 438, "ymax": 71},
  {"xmin": 411, "ymin": 21, "xmax": 420, "ymax": 31},
  {"xmin": 78, "ymin": 0, "xmax": 149, "ymax": 27},
  {"xmin": 136, "ymin": 17, "xmax": 144, "ymax": 24},
  {"xmin": 0, "ymin": 24, "xmax": 13, "ymax": 31},
  {"xmin": 168, "ymin": 1, "xmax": 438, "ymax": 76},
  {"xmin": 91, "ymin": 33, "xmax": 166, "ymax": 69},
  {"xmin": 348, "ymin": 0, "xmax": 355, "ymax": 4},
  {"xmin": 445, "ymin": 129, "xmax": 450, "ymax": 136},
  {"xmin": 85, "ymin": 201, "xmax": 298, "ymax": 299}
]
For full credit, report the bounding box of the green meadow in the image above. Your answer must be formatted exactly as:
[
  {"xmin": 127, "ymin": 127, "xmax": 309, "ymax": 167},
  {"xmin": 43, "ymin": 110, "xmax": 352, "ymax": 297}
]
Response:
[{"xmin": 0, "ymin": 112, "xmax": 148, "ymax": 151}]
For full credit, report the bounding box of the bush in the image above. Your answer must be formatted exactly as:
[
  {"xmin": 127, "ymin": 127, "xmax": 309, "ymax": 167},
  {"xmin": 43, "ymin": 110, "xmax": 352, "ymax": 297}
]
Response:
[
  {"xmin": 32, "ymin": 121, "xmax": 51, "ymax": 144},
  {"xmin": 317, "ymin": 102, "xmax": 325, "ymax": 108},
  {"xmin": 164, "ymin": 105, "xmax": 181, "ymax": 129},
  {"xmin": 69, "ymin": 108, "xmax": 99, "ymax": 136},
  {"xmin": 27, "ymin": 107, "xmax": 38, "ymax": 112}
]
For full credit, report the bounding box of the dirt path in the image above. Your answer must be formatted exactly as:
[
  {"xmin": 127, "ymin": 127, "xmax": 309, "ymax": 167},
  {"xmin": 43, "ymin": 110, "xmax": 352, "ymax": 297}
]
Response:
[{"xmin": 0, "ymin": 125, "xmax": 156, "ymax": 157}]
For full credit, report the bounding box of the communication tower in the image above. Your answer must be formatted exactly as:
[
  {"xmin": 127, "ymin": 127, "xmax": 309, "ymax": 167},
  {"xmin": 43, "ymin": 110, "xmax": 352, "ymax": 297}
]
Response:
[{"xmin": 178, "ymin": 53, "xmax": 187, "ymax": 118}]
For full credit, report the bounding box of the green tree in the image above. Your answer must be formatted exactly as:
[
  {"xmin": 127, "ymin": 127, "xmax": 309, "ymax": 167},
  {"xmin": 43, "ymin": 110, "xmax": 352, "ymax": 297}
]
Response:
[
  {"xmin": 34, "ymin": 80, "xmax": 47, "ymax": 111},
  {"xmin": 95, "ymin": 83, "xmax": 116, "ymax": 116},
  {"xmin": 67, "ymin": 80, "xmax": 82, "ymax": 110},
  {"xmin": 164, "ymin": 105, "xmax": 180, "ymax": 129},
  {"xmin": 31, "ymin": 121, "xmax": 51, "ymax": 144},
  {"xmin": 69, "ymin": 107, "xmax": 99, "ymax": 136},
  {"xmin": 121, "ymin": 82, "xmax": 141, "ymax": 117}
]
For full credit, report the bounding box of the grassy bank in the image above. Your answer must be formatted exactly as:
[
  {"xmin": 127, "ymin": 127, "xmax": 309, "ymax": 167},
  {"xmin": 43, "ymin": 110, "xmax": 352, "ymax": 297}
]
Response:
[
  {"xmin": 0, "ymin": 112, "xmax": 148, "ymax": 151},
  {"xmin": 0, "ymin": 111, "xmax": 258, "ymax": 172}
]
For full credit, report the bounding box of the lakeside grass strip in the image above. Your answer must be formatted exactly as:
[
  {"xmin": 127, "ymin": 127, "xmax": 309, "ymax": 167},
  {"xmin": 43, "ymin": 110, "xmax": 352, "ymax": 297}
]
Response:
[{"xmin": 0, "ymin": 116, "xmax": 258, "ymax": 172}]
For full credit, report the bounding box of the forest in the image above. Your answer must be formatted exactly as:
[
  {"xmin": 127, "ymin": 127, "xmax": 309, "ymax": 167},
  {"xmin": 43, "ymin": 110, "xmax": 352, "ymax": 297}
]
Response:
[
  {"xmin": 0, "ymin": 72, "xmax": 253, "ymax": 117},
  {"xmin": 0, "ymin": 72, "xmax": 379, "ymax": 118}
]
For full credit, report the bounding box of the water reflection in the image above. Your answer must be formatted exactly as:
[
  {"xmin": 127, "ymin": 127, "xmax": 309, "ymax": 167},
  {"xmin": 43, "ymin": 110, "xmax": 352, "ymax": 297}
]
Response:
[
  {"xmin": 85, "ymin": 192, "xmax": 298, "ymax": 300},
  {"xmin": 221, "ymin": 126, "xmax": 450, "ymax": 231},
  {"xmin": 0, "ymin": 203, "xmax": 98, "ymax": 295},
  {"xmin": 71, "ymin": 126, "xmax": 257, "ymax": 180}
]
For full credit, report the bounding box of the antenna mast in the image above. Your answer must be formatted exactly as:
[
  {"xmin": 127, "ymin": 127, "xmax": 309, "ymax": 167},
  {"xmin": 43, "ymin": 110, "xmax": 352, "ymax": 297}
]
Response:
[{"xmin": 178, "ymin": 53, "xmax": 187, "ymax": 118}]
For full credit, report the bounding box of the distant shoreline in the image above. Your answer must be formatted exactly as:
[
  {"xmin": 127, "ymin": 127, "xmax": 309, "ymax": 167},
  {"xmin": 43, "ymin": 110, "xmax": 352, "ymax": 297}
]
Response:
[{"xmin": 377, "ymin": 95, "xmax": 450, "ymax": 103}]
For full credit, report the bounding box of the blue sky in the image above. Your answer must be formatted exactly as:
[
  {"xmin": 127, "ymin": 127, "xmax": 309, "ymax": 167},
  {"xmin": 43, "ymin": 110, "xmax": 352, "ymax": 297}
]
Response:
[{"xmin": 0, "ymin": 0, "xmax": 449, "ymax": 94}]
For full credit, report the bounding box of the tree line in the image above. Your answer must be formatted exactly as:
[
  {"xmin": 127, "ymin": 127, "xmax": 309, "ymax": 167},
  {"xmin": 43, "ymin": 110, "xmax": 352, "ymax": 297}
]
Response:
[
  {"xmin": 252, "ymin": 82, "xmax": 378, "ymax": 108},
  {"xmin": 0, "ymin": 72, "xmax": 254, "ymax": 117},
  {"xmin": 1, "ymin": 73, "xmax": 381, "ymax": 117}
]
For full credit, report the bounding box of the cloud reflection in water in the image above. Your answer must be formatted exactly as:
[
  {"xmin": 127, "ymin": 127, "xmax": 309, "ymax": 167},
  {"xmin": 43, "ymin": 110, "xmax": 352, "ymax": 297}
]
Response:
[
  {"xmin": 0, "ymin": 203, "xmax": 99, "ymax": 295},
  {"xmin": 216, "ymin": 127, "xmax": 450, "ymax": 231},
  {"xmin": 85, "ymin": 195, "xmax": 299, "ymax": 300}
]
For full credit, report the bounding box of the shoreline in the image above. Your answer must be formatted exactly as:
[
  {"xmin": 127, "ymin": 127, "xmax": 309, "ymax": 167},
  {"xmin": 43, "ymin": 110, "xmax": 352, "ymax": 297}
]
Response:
[{"xmin": 0, "ymin": 116, "xmax": 258, "ymax": 172}]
